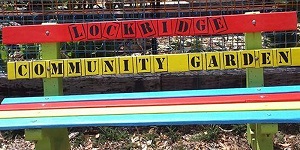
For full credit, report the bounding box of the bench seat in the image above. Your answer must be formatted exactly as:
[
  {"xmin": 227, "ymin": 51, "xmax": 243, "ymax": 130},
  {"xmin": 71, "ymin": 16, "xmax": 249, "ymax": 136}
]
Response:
[
  {"xmin": 3, "ymin": 85, "xmax": 300, "ymax": 104},
  {"xmin": 0, "ymin": 110, "xmax": 300, "ymax": 130},
  {"xmin": 1, "ymin": 85, "xmax": 300, "ymax": 130}
]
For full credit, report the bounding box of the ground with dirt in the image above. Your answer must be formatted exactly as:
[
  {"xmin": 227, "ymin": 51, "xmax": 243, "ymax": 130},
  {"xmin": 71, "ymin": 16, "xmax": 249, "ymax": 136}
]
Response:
[{"xmin": 0, "ymin": 124, "xmax": 299, "ymax": 150}]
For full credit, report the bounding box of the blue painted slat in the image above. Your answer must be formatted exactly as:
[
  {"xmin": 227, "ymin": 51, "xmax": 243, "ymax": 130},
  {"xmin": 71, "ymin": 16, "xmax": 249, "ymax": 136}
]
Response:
[
  {"xmin": 0, "ymin": 110, "xmax": 300, "ymax": 130},
  {"xmin": 3, "ymin": 85, "xmax": 300, "ymax": 104}
]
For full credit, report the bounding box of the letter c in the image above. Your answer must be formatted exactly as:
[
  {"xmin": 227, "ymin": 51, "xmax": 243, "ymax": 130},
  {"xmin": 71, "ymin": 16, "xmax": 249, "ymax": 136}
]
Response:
[{"xmin": 18, "ymin": 65, "xmax": 28, "ymax": 76}]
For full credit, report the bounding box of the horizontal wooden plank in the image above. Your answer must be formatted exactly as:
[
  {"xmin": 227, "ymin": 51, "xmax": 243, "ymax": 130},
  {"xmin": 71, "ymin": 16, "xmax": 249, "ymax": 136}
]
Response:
[
  {"xmin": 3, "ymin": 85, "xmax": 300, "ymax": 104},
  {"xmin": 2, "ymin": 12, "xmax": 297, "ymax": 44},
  {"xmin": 6, "ymin": 48, "xmax": 298, "ymax": 80},
  {"xmin": 1, "ymin": 101, "xmax": 300, "ymax": 119},
  {"xmin": 0, "ymin": 110, "xmax": 300, "ymax": 130},
  {"xmin": 1, "ymin": 92, "xmax": 300, "ymax": 111}
]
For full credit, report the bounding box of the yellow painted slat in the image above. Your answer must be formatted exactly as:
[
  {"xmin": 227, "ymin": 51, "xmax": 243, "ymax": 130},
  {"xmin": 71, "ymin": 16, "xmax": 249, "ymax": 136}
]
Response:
[
  {"xmin": 136, "ymin": 55, "xmax": 151, "ymax": 73},
  {"xmin": 291, "ymin": 47, "xmax": 300, "ymax": 66},
  {"xmin": 132, "ymin": 56, "xmax": 138, "ymax": 74},
  {"xmin": 7, "ymin": 62, "xmax": 16, "ymax": 80},
  {"xmin": 275, "ymin": 48, "xmax": 291, "ymax": 67},
  {"xmin": 15, "ymin": 61, "xmax": 31, "ymax": 79},
  {"xmin": 119, "ymin": 56, "xmax": 134, "ymax": 74},
  {"xmin": 2, "ymin": 101, "xmax": 300, "ymax": 119},
  {"xmin": 98, "ymin": 58, "xmax": 103, "ymax": 75},
  {"xmin": 239, "ymin": 50, "xmax": 256, "ymax": 68},
  {"xmin": 84, "ymin": 58, "xmax": 99, "ymax": 76},
  {"xmin": 102, "ymin": 57, "xmax": 117, "ymax": 75},
  {"xmin": 205, "ymin": 52, "xmax": 221, "ymax": 70},
  {"xmin": 49, "ymin": 60, "xmax": 64, "ymax": 78},
  {"xmin": 5, "ymin": 47, "xmax": 300, "ymax": 80},
  {"xmin": 152, "ymin": 55, "xmax": 168, "ymax": 72},
  {"xmin": 222, "ymin": 51, "xmax": 239, "ymax": 69},
  {"xmin": 45, "ymin": 60, "xmax": 51, "ymax": 78},
  {"xmin": 258, "ymin": 49, "xmax": 274, "ymax": 67},
  {"xmin": 188, "ymin": 53, "xmax": 203, "ymax": 71},
  {"xmin": 31, "ymin": 61, "xmax": 47, "ymax": 78},
  {"xmin": 64, "ymin": 59, "xmax": 82, "ymax": 77},
  {"xmin": 167, "ymin": 54, "xmax": 189, "ymax": 72}
]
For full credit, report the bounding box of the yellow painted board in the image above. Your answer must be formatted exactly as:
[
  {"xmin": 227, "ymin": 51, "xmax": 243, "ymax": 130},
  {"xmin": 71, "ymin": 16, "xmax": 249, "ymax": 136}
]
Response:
[
  {"xmin": 45, "ymin": 60, "xmax": 51, "ymax": 78},
  {"xmin": 84, "ymin": 58, "xmax": 100, "ymax": 76},
  {"xmin": 7, "ymin": 62, "xmax": 16, "ymax": 80},
  {"xmin": 136, "ymin": 55, "xmax": 151, "ymax": 73},
  {"xmin": 63, "ymin": 60, "xmax": 68, "ymax": 77},
  {"xmin": 6, "ymin": 47, "xmax": 300, "ymax": 80},
  {"xmin": 102, "ymin": 57, "xmax": 117, "ymax": 75},
  {"xmin": 64, "ymin": 59, "xmax": 82, "ymax": 77},
  {"xmin": 167, "ymin": 54, "xmax": 189, "ymax": 72},
  {"xmin": 2, "ymin": 101, "xmax": 300, "ymax": 119},
  {"xmin": 205, "ymin": 52, "xmax": 221, "ymax": 70},
  {"xmin": 116, "ymin": 57, "xmax": 120, "ymax": 74},
  {"xmin": 81, "ymin": 59, "xmax": 85, "ymax": 76},
  {"xmin": 188, "ymin": 53, "xmax": 203, "ymax": 71},
  {"xmin": 31, "ymin": 61, "xmax": 47, "ymax": 78},
  {"xmin": 49, "ymin": 60, "xmax": 64, "ymax": 78},
  {"xmin": 258, "ymin": 49, "xmax": 274, "ymax": 68},
  {"xmin": 98, "ymin": 58, "xmax": 103, "ymax": 75},
  {"xmin": 81, "ymin": 59, "xmax": 85, "ymax": 77},
  {"xmin": 132, "ymin": 56, "xmax": 137, "ymax": 74},
  {"xmin": 275, "ymin": 48, "xmax": 291, "ymax": 67},
  {"xmin": 291, "ymin": 47, "xmax": 300, "ymax": 66},
  {"xmin": 15, "ymin": 61, "xmax": 31, "ymax": 79},
  {"xmin": 239, "ymin": 50, "xmax": 256, "ymax": 68},
  {"xmin": 119, "ymin": 56, "xmax": 134, "ymax": 74},
  {"xmin": 221, "ymin": 51, "xmax": 239, "ymax": 69},
  {"xmin": 152, "ymin": 55, "xmax": 168, "ymax": 73}
]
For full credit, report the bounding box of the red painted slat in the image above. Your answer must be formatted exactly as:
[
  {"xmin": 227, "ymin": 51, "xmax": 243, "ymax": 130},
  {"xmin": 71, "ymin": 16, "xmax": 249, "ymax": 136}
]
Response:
[
  {"xmin": 1, "ymin": 92, "xmax": 300, "ymax": 111},
  {"xmin": 2, "ymin": 12, "xmax": 297, "ymax": 44}
]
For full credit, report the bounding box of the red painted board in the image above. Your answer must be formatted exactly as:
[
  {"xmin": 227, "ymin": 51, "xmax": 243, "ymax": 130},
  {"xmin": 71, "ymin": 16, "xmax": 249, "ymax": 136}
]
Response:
[
  {"xmin": 2, "ymin": 12, "xmax": 297, "ymax": 44},
  {"xmin": 1, "ymin": 92, "xmax": 300, "ymax": 111}
]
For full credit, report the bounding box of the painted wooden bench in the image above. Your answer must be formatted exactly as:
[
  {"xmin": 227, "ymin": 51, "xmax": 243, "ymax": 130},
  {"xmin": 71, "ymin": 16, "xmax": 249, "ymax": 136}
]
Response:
[
  {"xmin": 1, "ymin": 12, "xmax": 298, "ymax": 150},
  {"xmin": 1, "ymin": 85, "xmax": 300, "ymax": 130}
]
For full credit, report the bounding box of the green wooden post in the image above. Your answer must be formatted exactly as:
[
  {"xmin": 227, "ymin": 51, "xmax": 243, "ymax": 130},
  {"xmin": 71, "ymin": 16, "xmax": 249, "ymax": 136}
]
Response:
[
  {"xmin": 25, "ymin": 43, "xmax": 70, "ymax": 150},
  {"xmin": 245, "ymin": 32, "xmax": 278, "ymax": 150}
]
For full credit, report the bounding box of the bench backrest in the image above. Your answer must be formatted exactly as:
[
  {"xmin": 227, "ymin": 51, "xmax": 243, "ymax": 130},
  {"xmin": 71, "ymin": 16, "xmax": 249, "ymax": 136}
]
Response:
[{"xmin": 2, "ymin": 12, "xmax": 299, "ymax": 80}]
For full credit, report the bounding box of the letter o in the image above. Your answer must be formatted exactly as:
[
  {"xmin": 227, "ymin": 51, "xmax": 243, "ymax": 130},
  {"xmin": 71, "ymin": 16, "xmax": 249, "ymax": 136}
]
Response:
[
  {"xmin": 34, "ymin": 64, "xmax": 44, "ymax": 75},
  {"xmin": 89, "ymin": 25, "xmax": 99, "ymax": 36}
]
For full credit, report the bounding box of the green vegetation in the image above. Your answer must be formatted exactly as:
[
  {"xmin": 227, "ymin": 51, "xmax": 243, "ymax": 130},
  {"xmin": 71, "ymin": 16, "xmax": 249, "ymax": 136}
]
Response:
[
  {"xmin": 231, "ymin": 124, "xmax": 247, "ymax": 136},
  {"xmin": 67, "ymin": 125, "xmax": 232, "ymax": 149},
  {"xmin": 191, "ymin": 125, "xmax": 220, "ymax": 142},
  {"xmin": 0, "ymin": 44, "xmax": 7, "ymax": 73}
]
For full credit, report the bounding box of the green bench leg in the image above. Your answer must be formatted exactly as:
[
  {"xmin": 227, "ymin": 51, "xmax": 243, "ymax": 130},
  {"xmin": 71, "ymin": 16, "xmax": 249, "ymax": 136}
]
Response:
[
  {"xmin": 25, "ymin": 128, "xmax": 70, "ymax": 150},
  {"xmin": 245, "ymin": 30, "xmax": 278, "ymax": 150},
  {"xmin": 25, "ymin": 42, "xmax": 70, "ymax": 149},
  {"xmin": 247, "ymin": 124, "xmax": 278, "ymax": 150}
]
